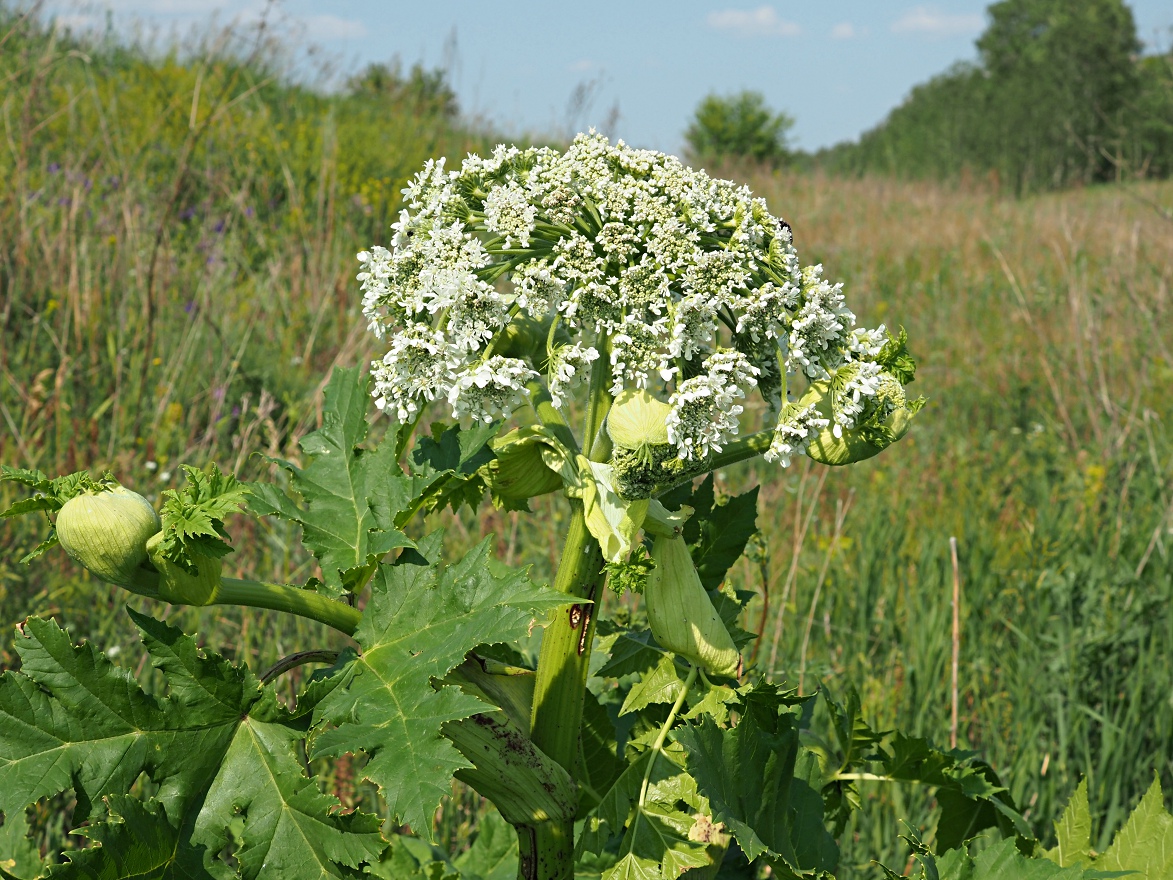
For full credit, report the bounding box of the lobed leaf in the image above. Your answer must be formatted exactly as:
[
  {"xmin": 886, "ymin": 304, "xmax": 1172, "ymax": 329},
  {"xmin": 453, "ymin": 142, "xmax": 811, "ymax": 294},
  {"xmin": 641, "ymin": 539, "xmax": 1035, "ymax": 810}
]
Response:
[
  {"xmin": 309, "ymin": 536, "xmax": 569, "ymax": 839},
  {"xmin": 0, "ymin": 612, "xmax": 383, "ymax": 879},
  {"xmin": 156, "ymin": 463, "xmax": 249, "ymax": 573},
  {"xmin": 246, "ymin": 367, "xmax": 416, "ymax": 592}
]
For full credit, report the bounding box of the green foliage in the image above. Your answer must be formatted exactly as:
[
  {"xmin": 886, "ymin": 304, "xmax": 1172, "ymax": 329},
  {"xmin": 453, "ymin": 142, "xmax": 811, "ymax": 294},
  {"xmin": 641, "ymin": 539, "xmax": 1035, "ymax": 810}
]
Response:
[
  {"xmin": 0, "ymin": 469, "xmax": 118, "ymax": 562},
  {"xmin": 156, "ymin": 464, "xmax": 248, "ymax": 573},
  {"xmin": 684, "ymin": 91, "xmax": 794, "ymax": 167},
  {"xmin": 0, "ymin": 612, "xmax": 384, "ymax": 878},
  {"xmin": 309, "ymin": 533, "xmax": 568, "ymax": 838},
  {"xmin": 246, "ymin": 368, "xmax": 416, "ymax": 594},
  {"xmin": 821, "ymin": 0, "xmax": 1172, "ymax": 190}
]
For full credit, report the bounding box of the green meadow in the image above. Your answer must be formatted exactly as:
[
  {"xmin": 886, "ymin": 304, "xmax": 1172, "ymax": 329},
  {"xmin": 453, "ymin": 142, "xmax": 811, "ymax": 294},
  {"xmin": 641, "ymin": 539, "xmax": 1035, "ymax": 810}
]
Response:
[{"xmin": 1, "ymin": 9, "xmax": 1170, "ymax": 874}]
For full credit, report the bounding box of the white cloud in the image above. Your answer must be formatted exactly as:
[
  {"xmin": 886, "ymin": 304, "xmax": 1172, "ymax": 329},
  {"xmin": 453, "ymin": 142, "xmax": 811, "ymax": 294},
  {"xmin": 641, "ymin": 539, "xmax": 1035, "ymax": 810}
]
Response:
[
  {"xmin": 707, "ymin": 6, "xmax": 801, "ymax": 38},
  {"xmin": 891, "ymin": 6, "xmax": 984, "ymax": 38},
  {"xmin": 831, "ymin": 21, "xmax": 856, "ymax": 40},
  {"xmin": 568, "ymin": 59, "xmax": 595, "ymax": 72},
  {"xmin": 300, "ymin": 14, "xmax": 365, "ymax": 41}
]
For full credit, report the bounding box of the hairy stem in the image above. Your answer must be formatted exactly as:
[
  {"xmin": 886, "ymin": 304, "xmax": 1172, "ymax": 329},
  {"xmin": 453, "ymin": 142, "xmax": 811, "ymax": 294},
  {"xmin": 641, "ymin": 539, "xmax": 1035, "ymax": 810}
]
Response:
[
  {"xmin": 260, "ymin": 649, "xmax": 341, "ymax": 684},
  {"xmin": 523, "ymin": 502, "xmax": 605, "ymax": 880},
  {"xmin": 215, "ymin": 577, "xmax": 362, "ymax": 636},
  {"xmin": 638, "ymin": 663, "xmax": 697, "ymax": 807}
]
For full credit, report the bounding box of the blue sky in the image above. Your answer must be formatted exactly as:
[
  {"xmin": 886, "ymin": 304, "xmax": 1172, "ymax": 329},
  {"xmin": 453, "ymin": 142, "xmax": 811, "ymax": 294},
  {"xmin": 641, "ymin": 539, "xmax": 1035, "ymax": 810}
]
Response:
[{"xmin": 43, "ymin": 1, "xmax": 1173, "ymax": 153}]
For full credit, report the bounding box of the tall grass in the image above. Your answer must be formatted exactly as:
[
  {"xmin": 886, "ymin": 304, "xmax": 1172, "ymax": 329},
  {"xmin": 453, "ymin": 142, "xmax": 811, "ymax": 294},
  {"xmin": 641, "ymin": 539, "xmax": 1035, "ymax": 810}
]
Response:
[
  {"xmin": 2, "ymin": 8, "xmax": 1172, "ymax": 875},
  {"xmin": 725, "ymin": 170, "xmax": 1173, "ymax": 871}
]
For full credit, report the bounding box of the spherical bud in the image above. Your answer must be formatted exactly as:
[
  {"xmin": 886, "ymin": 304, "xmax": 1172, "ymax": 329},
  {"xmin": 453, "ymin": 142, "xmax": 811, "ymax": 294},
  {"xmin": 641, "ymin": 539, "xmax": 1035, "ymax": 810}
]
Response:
[{"xmin": 55, "ymin": 486, "xmax": 161, "ymax": 588}]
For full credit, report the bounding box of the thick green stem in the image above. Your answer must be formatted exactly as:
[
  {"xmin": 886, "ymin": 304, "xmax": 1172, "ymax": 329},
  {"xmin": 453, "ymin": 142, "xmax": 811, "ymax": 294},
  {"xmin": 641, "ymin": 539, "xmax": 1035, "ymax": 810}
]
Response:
[
  {"xmin": 521, "ymin": 502, "xmax": 605, "ymax": 880},
  {"xmin": 215, "ymin": 577, "xmax": 361, "ymax": 636},
  {"xmin": 653, "ymin": 429, "xmax": 775, "ymax": 498}
]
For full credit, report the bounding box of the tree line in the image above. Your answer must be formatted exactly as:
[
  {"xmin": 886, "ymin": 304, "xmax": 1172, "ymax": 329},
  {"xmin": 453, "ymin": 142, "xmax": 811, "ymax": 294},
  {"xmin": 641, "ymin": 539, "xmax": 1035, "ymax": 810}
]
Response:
[{"xmin": 816, "ymin": 0, "xmax": 1173, "ymax": 192}]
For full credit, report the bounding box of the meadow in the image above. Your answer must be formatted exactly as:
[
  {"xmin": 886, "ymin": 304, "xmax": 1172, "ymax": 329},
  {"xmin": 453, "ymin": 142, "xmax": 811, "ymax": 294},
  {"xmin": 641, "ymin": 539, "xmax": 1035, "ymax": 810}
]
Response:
[{"xmin": 1, "ymin": 9, "xmax": 1171, "ymax": 875}]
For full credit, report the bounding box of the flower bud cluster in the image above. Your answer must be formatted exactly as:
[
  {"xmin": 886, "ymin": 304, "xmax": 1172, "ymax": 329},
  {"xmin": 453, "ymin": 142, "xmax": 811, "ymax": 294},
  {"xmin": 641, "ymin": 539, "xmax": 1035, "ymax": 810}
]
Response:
[{"xmin": 359, "ymin": 131, "xmax": 908, "ymax": 464}]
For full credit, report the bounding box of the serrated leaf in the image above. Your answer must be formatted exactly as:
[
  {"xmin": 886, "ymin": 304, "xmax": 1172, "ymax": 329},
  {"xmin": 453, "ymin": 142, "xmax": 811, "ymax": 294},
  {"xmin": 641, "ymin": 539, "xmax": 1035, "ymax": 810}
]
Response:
[
  {"xmin": 246, "ymin": 367, "xmax": 415, "ymax": 590},
  {"xmin": 683, "ymin": 682, "xmax": 738, "ymax": 726},
  {"xmin": 0, "ymin": 466, "xmax": 53, "ymax": 495},
  {"xmin": 0, "ymin": 613, "xmax": 383, "ymax": 879},
  {"xmin": 597, "ymin": 629, "xmax": 667, "ymax": 679},
  {"xmin": 1098, "ymin": 775, "xmax": 1173, "ymax": 879},
  {"xmin": 453, "ymin": 811, "xmax": 518, "ymax": 880},
  {"xmin": 0, "ymin": 808, "xmax": 47, "ymax": 880},
  {"xmin": 603, "ymin": 803, "xmax": 713, "ymax": 880},
  {"xmin": 675, "ymin": 713, "xmax": 836, "ymax": 874},
  {"xmin": 577, "ymin": 741, "xmax": 697, "ymax": 859},
  {"xmin": 48, "ymin": 796, "xmax": 221, "ymax": 880},
  {"xmin": 690, "ymin": 488, "xmax": 758, "ymax": 592},
  {"xmin": 620, "ymin": 654, "xmax": 689, "ymax": 716},
  {"xmin": 310, "ymin": 537, "xmax": 569, "ymax": 839},
  {"xmin": 1048, "ymin": 780, "xmax": 1094, "ymax": 869},
  {"xmin": 0, "ymin": 497, "xmax": 57, "ymax": 519},
  {"xmin": 157, "ymin": 463, "xmax": 248, "ymax": 572},
  {"xmin": 967, "ymin": 838, "xmax": 1101, "ymax": 880},
  {"xmin": 367, "ymin": 837, "xmax": 455, "ymax": 880}
]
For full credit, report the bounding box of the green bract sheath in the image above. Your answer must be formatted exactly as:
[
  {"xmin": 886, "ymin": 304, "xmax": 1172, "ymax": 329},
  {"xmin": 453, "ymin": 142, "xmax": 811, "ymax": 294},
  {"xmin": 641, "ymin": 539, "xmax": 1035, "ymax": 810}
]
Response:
[
  {"xmin": 607, "ymin": 388, "xmax": 672, "ymax": 449},
  {"xmin": 146, "ymin": 532, "xmax": 223, "ymax": 607},
  {"xmin": 645, "ymin": 534, "xmax": 740, "ymax": 676},
  {"xmin": 55, "ymin": 486, "xmax": 161, "ymax": 587},
  {"xmin": 801, "ymin": 373, "xmax": 918, "ymax": 466}
]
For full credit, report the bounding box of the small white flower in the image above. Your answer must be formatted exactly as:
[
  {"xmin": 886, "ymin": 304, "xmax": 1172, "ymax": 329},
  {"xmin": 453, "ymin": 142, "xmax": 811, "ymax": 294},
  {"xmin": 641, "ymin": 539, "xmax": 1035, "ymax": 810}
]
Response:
[
  {"xmin": 483, "ymin": 181, "xmax": 537, "ymax": 248},
  {"xmin": 371, "ymin": 325, "xmax": 463, "ymax": 422},
  {"xmin": 448, "ymin": 356, "xmax": 537, "ymax": 423},
  {"xmin": 548, "ymin": 343, "xmax": 600, "ymax": 408},
  {"xmin": 764, "ymin": 403, "xmax": 830, "ymax": 467}
]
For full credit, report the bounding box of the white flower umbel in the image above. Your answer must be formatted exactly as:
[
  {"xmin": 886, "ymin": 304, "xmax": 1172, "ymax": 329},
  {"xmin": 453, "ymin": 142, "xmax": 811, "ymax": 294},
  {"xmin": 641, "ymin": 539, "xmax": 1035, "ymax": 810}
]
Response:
[
  {"xmin": 548, "ymin": 342, "xmax": 600, "ymax": 408},
  {"xmin": 665, "ymin": 351, "xmax": 759, "ymax": 461},
  {"xmin": 483, "ymin": 181, "xmax": 537, "ymax": 248},
  {"xmin": 764, "ymin": 403, "xmax": 830, "ymax": 467},
  {"xmin": 448, "ymin": 356, "xmax": 537, "ymax": 423},
  {"xmin": 371, "ymin": 326, "xmax": 464, "ymax": 421},
  {"xmin": 359, "ymin": 130, "xmax": 907, "ymax": 462},
  {"xmin": 833, "ymin": 360, "xmax": 884, "ymax": 437}
]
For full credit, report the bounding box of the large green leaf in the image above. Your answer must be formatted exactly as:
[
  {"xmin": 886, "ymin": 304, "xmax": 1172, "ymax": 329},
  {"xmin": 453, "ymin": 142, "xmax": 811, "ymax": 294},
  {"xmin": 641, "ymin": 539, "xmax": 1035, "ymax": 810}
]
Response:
[
  {"xmin": 246, "ymin": 367, "xmax": 415, "ymax": 592},
  {"xmin": 689, "ymin": 485, "xmax": 759, "ymax": 593},
  {"xmin": 452, "ymin": 811, "xmax": 519, "ymax": 880},
  {"xmin": 674, "ymin": 714, "xmax": 836, "ymax": 874},
  {"xmin": 0, "ymin": 809, "xmax": 47, "ymax": 880},
  {"xmin": 0, "ymin": 613, "xmax": 383, "ymax": 879},
  {"xmin": 310, "ymin": 537, "xmax": 569, "ymax": 839},
  {"xmin": 1048, "ymin": 780, "xmax": 1093, "ymax": 868},
  {"xmin": 407, "ymin": 422, "xmax": 498, "ymax": 518},
  {"xmin": 47, "ymin": 797, "xmax": 219, "ymax": 880},
  {"xmin": 603, "ymin": 803, "xmax": 713, "ymax": 880},
  {"xmin": 958, "ymin": 838, "xmax": 1101, "ymax": 880},
  {"xmin": 1098, "ymin": 775, "xmax": 1173, "ymax": 879}
]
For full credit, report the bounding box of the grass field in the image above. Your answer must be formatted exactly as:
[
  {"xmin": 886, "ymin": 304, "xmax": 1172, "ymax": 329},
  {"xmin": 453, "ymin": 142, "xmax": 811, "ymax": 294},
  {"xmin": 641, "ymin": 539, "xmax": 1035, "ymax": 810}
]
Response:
[{"xmin": 1, "ymin": 9, "xmax": 1171, "ymax": 875}]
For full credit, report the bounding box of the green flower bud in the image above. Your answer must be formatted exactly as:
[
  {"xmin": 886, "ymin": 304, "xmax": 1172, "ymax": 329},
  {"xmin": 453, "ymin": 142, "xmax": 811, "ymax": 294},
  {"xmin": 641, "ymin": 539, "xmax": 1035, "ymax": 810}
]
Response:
[
  {"xmin": 800, "ymin": 372, "xmax": 922, "ymax": 466},
  {"xmin": 146, "ymin": 532, "xmax": 222, "ymax": 606},
  {"xmin": 607, "ymin": 390, "xmax": 686, "ymax": 499},
  {"xmin": 55, "ymin": 486, "xmax": 161, "ymax": 588},
  {"xmin": 607, "ymin": 388, "xmax": 671, "ymax": 449},
  {"xmin": 485, "ymin": 427, "xmax": 565, "ymax": 511},
  {"xmin": 645, "ymin": 534, "xmax": 740, "ymax": 676}
]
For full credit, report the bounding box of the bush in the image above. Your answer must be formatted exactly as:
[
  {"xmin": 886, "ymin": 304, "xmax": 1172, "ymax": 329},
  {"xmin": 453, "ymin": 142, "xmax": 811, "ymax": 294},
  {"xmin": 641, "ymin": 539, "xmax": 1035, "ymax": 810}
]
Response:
[{"xmin": 684, "ymin": 90, "xmax": 794, "ymax": 166}]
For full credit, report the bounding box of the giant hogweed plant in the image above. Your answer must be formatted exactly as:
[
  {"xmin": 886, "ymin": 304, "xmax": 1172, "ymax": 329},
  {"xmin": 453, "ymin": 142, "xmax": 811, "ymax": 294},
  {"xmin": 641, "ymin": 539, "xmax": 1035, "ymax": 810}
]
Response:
[{"xmin": 2, "ymin": 132, "xmax": 1168, "ymax": 880}]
